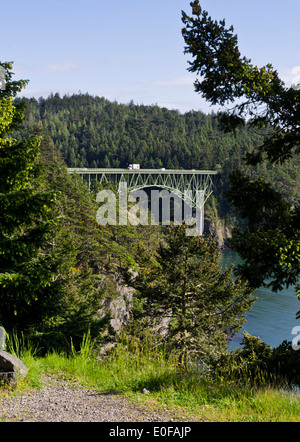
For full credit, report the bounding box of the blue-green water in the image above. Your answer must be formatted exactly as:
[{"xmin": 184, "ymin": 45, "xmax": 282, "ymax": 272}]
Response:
[{"xmin": 220, "ymin": 251, "xmax": 300, "ymax": 350}]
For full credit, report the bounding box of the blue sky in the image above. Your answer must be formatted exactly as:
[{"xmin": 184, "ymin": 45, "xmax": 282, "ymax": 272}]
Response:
[{"xmin": 2, "ymin": 0, "xmax": 300, "ymax": 113}]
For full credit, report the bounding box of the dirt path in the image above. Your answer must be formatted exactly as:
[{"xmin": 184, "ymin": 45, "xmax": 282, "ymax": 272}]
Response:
[{"xmin": 0, "ymin": 375, "xmax": 186, "ymax": 422}]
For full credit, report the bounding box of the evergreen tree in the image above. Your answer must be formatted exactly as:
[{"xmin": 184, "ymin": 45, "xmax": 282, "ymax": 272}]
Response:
[
  {"xmin": 0, "ymin": 62, "xmax": 59, "ymax": 331},
  {"xmin": 181, "ymin": 1, "xmax": 300, "ymax": 295},
  {"xmin": 127, "ymin": 224, "xmax": 254, "ymax": 367}
]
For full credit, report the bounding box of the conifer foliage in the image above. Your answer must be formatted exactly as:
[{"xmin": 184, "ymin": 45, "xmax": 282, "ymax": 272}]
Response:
[
  {"xmin": 0, "ymin": 62, "xmax": 59, "ymax": 330},
  {"xmin": 128, "ymin": 224, "xmax": 254, "ymax": 367},
  {"xmin": 181, "ymin": 1, "xmax": 300, "ymax": 295}
]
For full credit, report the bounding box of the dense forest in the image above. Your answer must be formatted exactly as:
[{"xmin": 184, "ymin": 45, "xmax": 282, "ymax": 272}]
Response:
[
  {"xmin": 18, "ymin": 93, "xmax": 264, "ymax": 170},
  {"xmin": 16, "ymin": 93, "xmax": 300, "ymax": 239}
]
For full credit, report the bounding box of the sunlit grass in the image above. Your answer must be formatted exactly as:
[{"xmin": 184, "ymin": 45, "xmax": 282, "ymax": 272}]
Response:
[{"xmin": 2, "ymin": 331, "xmax": 300, "ymax": 421}]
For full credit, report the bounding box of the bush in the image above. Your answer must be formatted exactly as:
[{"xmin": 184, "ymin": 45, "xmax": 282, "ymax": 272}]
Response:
[{"xmin": 212, "ymin": 332, "xmax": 300, "ymax": 390}]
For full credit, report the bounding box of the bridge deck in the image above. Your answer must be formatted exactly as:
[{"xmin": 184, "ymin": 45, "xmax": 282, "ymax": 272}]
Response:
[{"xmin": 68, "ymin": 168, "xmax": 218, "ymax": 175}]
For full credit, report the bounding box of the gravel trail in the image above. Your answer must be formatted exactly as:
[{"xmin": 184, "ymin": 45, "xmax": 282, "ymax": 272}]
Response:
[{"xmin": 0, "ymin": 375, "xmax": 185, "ymax": 422}]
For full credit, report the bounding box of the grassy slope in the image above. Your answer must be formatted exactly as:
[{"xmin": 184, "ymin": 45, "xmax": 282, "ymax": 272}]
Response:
[{"xmin": 3, "ymin": 334, "xmax": 300, "ymax": 423}]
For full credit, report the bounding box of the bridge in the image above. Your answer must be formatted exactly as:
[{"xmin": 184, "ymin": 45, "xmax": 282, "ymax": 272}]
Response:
[{"xmin": 67, "ymin": 168, "xmax": 218, "ymax": 234}]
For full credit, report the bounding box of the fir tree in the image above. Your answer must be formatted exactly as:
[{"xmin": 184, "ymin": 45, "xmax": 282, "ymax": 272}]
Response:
[
  {"xmin": 181, "ymin": 1, "xmax": 300, "ymax": 295},
  {"xmin": 128, "ymin": 224, "xmax": 254, "ymax": 367},
  {"xmin": 0, "ymin": 62, "xmax": 59, "ymax": 331}
]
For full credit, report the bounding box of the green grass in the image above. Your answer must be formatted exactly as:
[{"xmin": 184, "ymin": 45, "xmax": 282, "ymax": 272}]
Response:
[{"xmin": 3, "ymin": 331, "xmax": 300, "ymax": 422}]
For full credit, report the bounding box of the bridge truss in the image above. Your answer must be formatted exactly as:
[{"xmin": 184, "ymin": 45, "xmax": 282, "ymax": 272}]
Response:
[{"xmin": 68, "ymin": 168, "xmax": 218, "ymax": 233}]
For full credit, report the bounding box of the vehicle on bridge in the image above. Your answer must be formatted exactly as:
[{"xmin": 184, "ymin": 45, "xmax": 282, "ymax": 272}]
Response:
[{"xmin": 127, "ymin": 164, "xmax": 140, "ymax": 170}]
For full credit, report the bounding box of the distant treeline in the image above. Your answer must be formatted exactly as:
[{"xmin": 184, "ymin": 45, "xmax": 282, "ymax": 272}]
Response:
[{"xmin": 16, "ymin": 93, "xmax": 300, "ymax": 226}]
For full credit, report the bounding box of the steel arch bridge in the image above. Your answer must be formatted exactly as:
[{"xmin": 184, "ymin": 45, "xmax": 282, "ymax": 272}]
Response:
[
  {"xmin": 68, "ymin": 168, "xmax": 218, "ymax": 233},
  {"xmin": 68, "ymin": 168, "xmax": 217, "ymax": 206}
]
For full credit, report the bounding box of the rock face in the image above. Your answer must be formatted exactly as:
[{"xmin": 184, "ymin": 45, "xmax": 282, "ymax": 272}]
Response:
[
  {"xmin": 108, "ymin": 281, "xmax": 134, "ymax": 333},
  {"xmin": 101, "ymin": 281, "xmax": 134, "ymax": 334},
  {"xmin": 208, "ymin": 218, "xmax": 232, "ymax": 250},
  {"xmin": 99, "ymin": 273, "xmax": 171, "ymax": 340},
  {"xmin": 0, "ymin": 350, "xmax": 28, "ymax": 387},
  {"xmin": 99, "ymin": 274, "xmax": 136, "ymax": 335}
]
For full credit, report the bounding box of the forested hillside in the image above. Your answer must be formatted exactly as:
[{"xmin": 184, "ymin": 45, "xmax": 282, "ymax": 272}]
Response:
[
  {"xmin": 18, "ymin": 93, "xmax": 265, "ymax": 170},
  {"xmin": 16, "ymin": 93, "xmax": 299, "ymax": 241}
]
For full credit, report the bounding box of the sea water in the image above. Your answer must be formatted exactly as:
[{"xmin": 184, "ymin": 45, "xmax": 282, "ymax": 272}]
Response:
[{"xmin": 220, "ymin": 251, "xmax": 300, "ymax": 350}]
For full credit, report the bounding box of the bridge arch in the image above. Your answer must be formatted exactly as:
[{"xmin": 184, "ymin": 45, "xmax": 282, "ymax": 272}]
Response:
[
  {"xmin": 128, "ymin": 185, "xmax": 197, "ymax": 210},
  {"xmin": 68, "ymin": 168, "xmax": 217, "ymax": 234}
]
